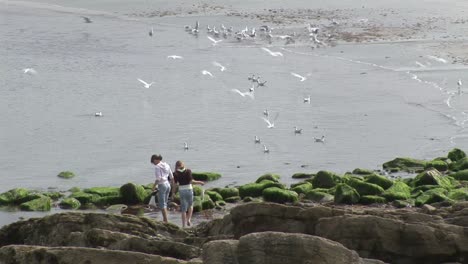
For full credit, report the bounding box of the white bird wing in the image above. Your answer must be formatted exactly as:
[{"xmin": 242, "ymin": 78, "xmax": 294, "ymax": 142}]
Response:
[
  {"xmin": 291, "ymin": 72, "xmax": 306, "ymax": 81},
  {"xmin": 231, "ymin": 89, "xmax": 245, "ymax": 96},
  {"xmin": 202, "ymin": 70, "xmax": 213, "ymax": 77},
  {"xmin": 261, "ymin": 47, "xmax": 272, "ymax": 54},
  {"xmin": 207, "ymin": 36, "xmax": 222, "ymax": 44},
  {"xmin": 261, "ymin": 117, "xmax": 273, "ymax": 126},
  {"xmin": 137, "ymin": 78, "xmax": 149, "ymax": 86}
]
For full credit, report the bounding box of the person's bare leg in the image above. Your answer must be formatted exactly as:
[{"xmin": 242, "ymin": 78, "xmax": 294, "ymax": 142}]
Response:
[
  {"xmin": 181, "ymin": 211, "xmax": 186, "ymax": 228},
  {"xmin": 161, "ymin": 208, "xmax": 168, "ymax": 223},
  {"xmin": 186, "ymin": 206, "xmax": 193, "ymax": 226}
]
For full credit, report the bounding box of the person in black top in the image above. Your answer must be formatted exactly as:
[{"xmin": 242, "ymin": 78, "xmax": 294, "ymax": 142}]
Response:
[{"xmin": 172, "ymin": 160, "xmax": 204, "ymax": 227}]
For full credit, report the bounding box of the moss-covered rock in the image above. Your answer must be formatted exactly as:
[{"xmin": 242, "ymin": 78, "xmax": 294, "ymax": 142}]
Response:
[
  {"xmin": 359, "ymin": 195, "xmax": 386, "ymax": 205},
  {"xmin": 84, "ymin": 187, "xmax": 120, "ymax": 197},
  {"xmin": 19, "ymin": 196, "xmax": 51, "ymax": 211},
  {"xmin": 364, "ymin": 174, "xmax": 393, "ymax": 190},
  {"xmin": 334, "ymin": 184, "xmax": 360, "ymax": 204},
  {"xmin": 238, "ymin": 180, "xmax": 284, "ymax": 198},
  {"xmin": 202, "ymin": 197, "xmax": 216, "ymax": 209},
  {"xmin": 262, "ymin": 187, "xmax": 298, "ymax": 204},
  {"xmin": 415, "ymin": 188, "xmax": 451, "ymax": 206},
  {"xmin": 68, "ymin": 187, "xmax": 80, "ymax": 193},
  {"xmin": 291, "ymin": 182, "xmax": 313, "ymax": 194},
  {"xmin": 57, "ymin": 171, "xmax": 75, "ymax": 179},
  {"xmin": 448, "ymin": 148, "xmax": 466, "ymax": 162},
  {"xmin": 291, "ymin": 173, "xmax": 315, "ymax": 179},
  {"xmin": 216, "ymin": 201, "xmax": 226, "ymax": 207},
  {"xmin": 424, "ymin": 160, "xmax": 448, "ymax": 172},
  {"xmin": 0, "ymin": 188, "xmax": 30, "ymax": 205},
  {"xmin": 304, "ymin": 190, "xmax": 334, "ymax": 202},
  {"xmin": 193, "ymin": 185, "xmax": 203, "ymax": 196},
  {"xmin": 449, "ymin": 157, "xmax": 468, "ymax": 172},
  {"xmin": 119, "ymin": 183, "xmax": 146, "ymax": 205},
  {"xmin": 413, "ymin": 169, "xmax": 452, "ymax": 189},
  {"xmin": 59, "ymin": 197, "xmax": 81, "ymax": 209},
  {"xmin": 352, "ymin": 168, "xmax": 374, "ymax": 175},
  {"xmin": 450, "ymin": 170, "xmax": 468, "ymax": 181},
  {"xmin": 312, "ymin": 171, "xmax": 341, "ymax": 189},
  {"xmin": 412, "ymin": 185, "xmax": 444, "ymax": 194},
  {"xmin": 218, "ymin": 188, "xmax": 239, "ymax": 200},
  {"xmin": 205, "ymin": 191, "xmax": 223, "ymax": 202},
  {"xmin": 193, "ymin": 196, "xmax": 202, "ymax": 212},
  {"xmin": 192, "ymin": 172, "xmax": 221, "ymax": 181},
  {"xmin": 95, "ymin": 195, "xmax": 124, "ymax": 206},
  {"xmin": 448, "ymin": 188, "xmax": 468, "ymax": 201},
  {"xmin": 69, "ymin": 191, "xmax": 100, "ymax": 205},
  {"xmin": 346, "ymin": 178, "xmax": 384, "ymax": 196},
  {"xmin": 42, "ymin": 192, "xmax": 64, "ymax": 200},
  {"xmin": 255, "ymin": 173, "xmax": 280, "ymax": 183},
  {"xmin": 225, "ymin": 196, "xmax": 241, "ymax": 203},
  {"xmin": 16, "ymin": 193, "xmax": 44, "ymax": 204},
  {"xmin": 382, "ymin": 181, "xmax": 411, "ymax": 201},
  {"xmin": 382, "ymin": 157, "xmax": 426, "ymax": 172}
]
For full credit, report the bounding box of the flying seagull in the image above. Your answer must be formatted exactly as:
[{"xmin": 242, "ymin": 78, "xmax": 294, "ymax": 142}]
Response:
[
  {"xmin": 212, "ymin": 61, "xmax": 226, "ymax": 71},
  {"xmin": 202, "ymin": 70, "xmax": 214, "ymax": 77},
  {"xmin": 261, "ymin": 114, "xmax": 278, "ymax": 128},
  {"xmin": 207, "ymin": 36, "xmax": 223, "ymax": 46},
  {"xmin": 137, "ymin": 78, "xmax": 154, "ymax": 88},
  {"xmin": 291, "ymin": 72, "xmax": 307, "ymax": 82},
  {"xmin": 231, "ymin": 89, "xmax": 254, "ymax": 99},
  {"xmin": 314, "ymin": 135, "xmax": 325, "ymax": 143},
  {"xmin": 167, "ymin": 55, "xmax": 183, "ymax": 59},
  {"xmin": 261, "ymin": 47, "xmax": 283, "ymax": 57},
  {"xmin": 22, "ymin": 68, "xmax": 37, "ymax": 75},
  {"xmin": 81, "ymin": 16, "xmax": 92, "ymax": 23}
]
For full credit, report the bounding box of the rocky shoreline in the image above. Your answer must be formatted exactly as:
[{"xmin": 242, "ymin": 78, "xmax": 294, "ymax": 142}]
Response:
[{"xmin": 1, "ymin": 148, "xmax": 468, "ymax": 263}]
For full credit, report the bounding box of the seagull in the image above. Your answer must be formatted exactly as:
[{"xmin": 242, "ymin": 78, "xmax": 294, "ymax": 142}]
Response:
[
  {"xmin": 167, "ymin": 55, "xmax": 183, "ymax": 59},
  {"xmin": 263, "ymin": 145, "xmax": 270, "ymax": 153},
  {"xmin": 137, "ymin": 78, "xmax": 154, "ymax": 88},
  {"xmin": 231, "ymin": 89, "xmax": 254, "ymax": 99},
  {"xmin": 294, "ymin": 126, "xmax": 302, "ymax": 134},
  {"xmin": 149, "ymin": 27, "xmax": 154, "ymax": 37},
  {"xmin": 261, "ymin": 47, "xmax": 283, "ymax": 57},
  {"xmin": 263, "ymin": 109, "xmax": 269, "ymax": 117},
  {"xmin": 249, "ymin": 84, "xmax": 255, "ymax": 92},
  {"xmin": 207, "ymin": 36, "xmax": 223, "ymax": 45},
  {"xmin": 304, "ymin": 95, "xmax": 311, "ymax": 103},
  {"xmin": 458, "ymin": 79, "xmax": 462, "ymax": 94},
  {"xmin": 291, "ymin": 72, "xmax": 307, "ymax": 82},
  {"xmin": 81, "ymin": 16, "xmax": 92, "ymax": 23},
  {"xmin": 426, "ymin": 55, "xmax": 447, "ymax": 64},
  {"xmin": 22, "ymin": 68, "xmax": 37, "ymax": 75},
  {"xmin": 184, "ymin": 142, "xmax": 189, "ymax": 150},
  {"xmin": 254, "ymin": 136, "xmax": 261, "ymax": 144},
  {"xmin": 212, "ymin": 61, "xmax": 226, "ymax": 71},
  {"xmin": 257, "ymin": 80, "xmax": 267, "ymax": 87},
  {"xmin": 261, "ymin": 112, "xmax": 278, "ymax": 128},
  {"xmin": 314, "ymin": 135, "xmax": 325, "ymax": 143},
  {"xmin": 202, "ymin": 70, "xmax": 214, "ymax": 77},
  {"xmin": 95, "ymin": 112, "xmax": 103, "ymax": 117}
]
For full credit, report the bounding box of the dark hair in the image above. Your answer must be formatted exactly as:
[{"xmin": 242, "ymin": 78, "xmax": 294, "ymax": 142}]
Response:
[
  {"xmin": 151, "ymin": 154, "xmax": 162, "ymax": 163},
  {"xmin": 175, "ymin": 160, "xmax": 184, "ymax": 169}
]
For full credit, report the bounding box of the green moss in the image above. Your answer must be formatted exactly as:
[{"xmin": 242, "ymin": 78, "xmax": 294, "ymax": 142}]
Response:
[
  {"xmin": 205, "ymin": 191, "xmax": 223, "ymax": 202},
  {"xmin": 262, "ymin": 187, "xmax": 298, "ymax": 204},
  {"xmin": 225, "ymin": 196, "xmax": 241, "ymax": 203},
  {"xmin": 69, "ymin": 191, "xmax": 100, "ymax": 204},
  {"xmin": 364, "ymin": 174, "xmax": 393, "ymax": 190},
  {"xmin": 415, "ymin": 188, "xmax": 451, "ymax": 206},
  {"xmin": 193, "ymin": 185, "xmax": 203, "ymax": 196},
  {"xmin": 68, "ymin": 187, "xmax": 80, "ymax": 193},
  {"xmin": 334, "ymin": 184, "xmax": 360, "ymax": 204},
  {"xmin": 216, "ymin": 201, "xmax": 226, "ymax": 207},
  {"xmin": 359, "ymin": 195, "xmax": 386, "ymax": 205},
  {"xmin": 95, "ymin": 195, "xmax": 124, "ymax": 206},
  {"xmin": 346, "ymin": 178, "xmax": 384, "ymax": 196},
  {"xmin": 19, "ymin": 196, "xmax": 51, "ymax": 211},
  {"xmin": 119, "ymin": 183, "xmax": 146, "ymax": 205},
  {"xmin": 202, "ymin": 197, "xmax": 216, "ymax": 210},
  {"xmin": 193, "ymin": 196, "xmax": 202, "ymax": 212},
  {"xmin": 312, "ymin": 171, "xmax": 341, "ymax": 189},
  {"xmin": 255, "ymin": 173, "xmax": 280, "ymax": 183},
  {"xmin": 291, "ymin": 173, "xmax": 315, "ymax": 179},
  {"xmin": 192, "ymin": 172, "xmax": 221, "ymax": 181},
  {"xmin": 450, "ymin": 170, "xmax": 468, "ymax": 181},
  {"xmin": 218, "ymin": 188, "xmax": 239, "ymax": 199},
  {"xmin": 412, "ymin": 185, "xmax": 444, "ymax": 194},
  {"xmin": 449, "ymin": 157, "xmax": 468, "ymax": 171},
  {"xmin": 84, "ymin": 187, "xmax": 120, "ymax": 197},
  {"xmin": 448, "ymin": 188, "xmax": 468, "ymax": 201},
  {"xmin": 237, "ymin": 180, "xmax": 285, "ymax": 198},
  {"xmin": 448, "ymin": 148, "xmax": 466, "ymax": 162},
  {"xmin": 16, "ymin": 193, "xmax": 43, "ymax": 204},
  {"xmin": 424, "ymin": 160, "xmax": 448, "ymax": 172},
  {"xmin": 43, "ymin": 192, "xmax": 64, "ymax": 200},
  {"xmin": 413, "ymin": 169, "xmax": 452, "ymax": 189},
  {"xmin": 352, "ymin": 168, "xmax": 375, "ymax": 175},
  {"xmin": 291, "ymin": 182, "xmax": 313, "ymax": 194},
  {"xmin": 0, "ymin": 188, "xmax": 30, "ymax": 205},
  {"xmin": 304, "ymin": 190, "xmax": 334, "ymax": 202},
  {"xmin": 382, "ymin": 181, "xmax": 411, "ymax": 201},
  {"xmin": 382, "ymin": 157, "xmax": 427, "ymax": 172},
  {"xmin": 57, "ymin": 171, "xmax": 75, "ymax": 179},
  {"xmin": 59, "ymin": 197, "xmax": 81, "ymax": 209},
  {"xmin": 392, "ymin": 199, "xmax": 415, "ymax": 208}
]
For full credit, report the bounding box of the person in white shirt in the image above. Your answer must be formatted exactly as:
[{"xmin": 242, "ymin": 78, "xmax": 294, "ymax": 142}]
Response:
[{"xmin": 151, "ymin": 154, "xmax": 174, "ymax": 223}]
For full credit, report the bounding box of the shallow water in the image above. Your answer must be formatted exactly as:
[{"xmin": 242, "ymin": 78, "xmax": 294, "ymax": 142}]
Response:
[{"xmin": 1, "ymin": 0, "xmax": 468, "ymax": 227}]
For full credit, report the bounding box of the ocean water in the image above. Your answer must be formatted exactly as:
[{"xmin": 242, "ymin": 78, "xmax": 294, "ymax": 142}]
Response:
[{"xmin": 1, "ymin": 0, "xmax": 468, "ymax": 226}]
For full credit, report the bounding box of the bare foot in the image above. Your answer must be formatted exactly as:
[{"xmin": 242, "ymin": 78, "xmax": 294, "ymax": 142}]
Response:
[{"xmin": 187, "ymin": 220, "xmax": 191, "ymax": 227}]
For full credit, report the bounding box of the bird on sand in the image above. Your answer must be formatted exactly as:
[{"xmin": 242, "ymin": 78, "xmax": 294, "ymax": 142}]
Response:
[{"xmin": 314, "ymin": 135, "xmax": 325, "ymax": 143}]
